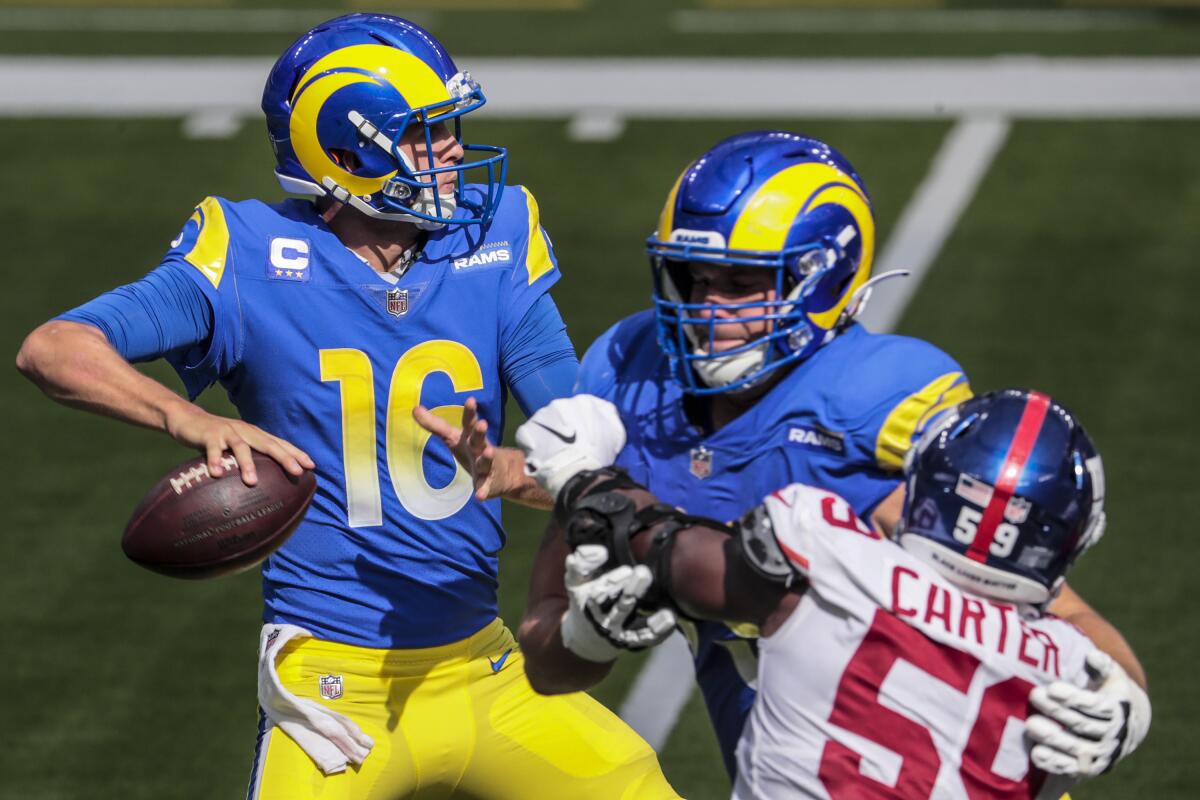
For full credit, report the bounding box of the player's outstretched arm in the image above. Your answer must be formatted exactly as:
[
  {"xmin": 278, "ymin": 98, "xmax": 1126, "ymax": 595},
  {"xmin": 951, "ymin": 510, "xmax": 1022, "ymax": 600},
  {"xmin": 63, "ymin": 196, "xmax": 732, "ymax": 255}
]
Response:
[
  {"xmin": 16, "ymin": 320, "xmax": 313, "ymax": 485},
  {"xmin": 640, "ymin": 521, "xmax": 796, "ymax": 635},
  {"xmin": 588, "ymin": 480, "xmax": 799, "ymax": 636},
  {"xmin": 554, "ymin": 470, "xmax": 800, "ymax": 636},
  {"xmin": 1048, "ymin": 583, "xmax": 1147, "ymax": 690},
  {"xmin": 413, "ymin": 397, "xmax": 553, "ymax": 509}
]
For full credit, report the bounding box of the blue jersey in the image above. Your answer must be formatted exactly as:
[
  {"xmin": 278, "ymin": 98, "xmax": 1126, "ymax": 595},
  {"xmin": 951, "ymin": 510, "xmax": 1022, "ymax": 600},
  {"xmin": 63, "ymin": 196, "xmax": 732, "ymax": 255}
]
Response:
[
  {"xmin": 577, "ymin": 310, "xmax": 972, "ymax": 775},
  {"xmin": 161, "ymin": 186, "xmax": 562, "ymax": 649}
]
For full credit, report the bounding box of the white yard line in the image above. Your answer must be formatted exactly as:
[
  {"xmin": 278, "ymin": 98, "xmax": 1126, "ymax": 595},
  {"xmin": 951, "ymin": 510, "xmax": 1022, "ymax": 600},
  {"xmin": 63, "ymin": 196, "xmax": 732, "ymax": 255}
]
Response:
[
  {"xmin": 566, "ymin": 110, "xmax": 627, "ymax": 142},
  {"xmin": 671, "ymin": 9, "xmax": 1158, "ymax": 35},
  {"xmin": 617, "ymin": 633, "xmax": 696, "ymax": 749},
  {"xmin": 0, "ymin": 7, "xmax": 1156, "ymax": 35},
  {"xmin": 856, "ymin": 116, "xmax": 1012, "ymax": 333},
  {"xmin": 0, "ymin": 8, "xmax": 434, "ymax": 34},
  {"xmin": 0, "ymin": 58, "xmax": 1198, "ymax": 119},
  {"xmin": 182, "ymin": 109, "xmax": 244, "ymax": 140},
  {"xmin": 617, "ymin": 116, "xmax": 1012, "ymax": 748}
]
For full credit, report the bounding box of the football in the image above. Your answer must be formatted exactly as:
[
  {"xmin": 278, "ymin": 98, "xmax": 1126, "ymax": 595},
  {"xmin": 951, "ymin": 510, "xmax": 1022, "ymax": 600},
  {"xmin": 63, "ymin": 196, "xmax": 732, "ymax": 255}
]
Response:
[{"xmin": 122, "ymin": 452, "xmax": 316, "ymax": 579}]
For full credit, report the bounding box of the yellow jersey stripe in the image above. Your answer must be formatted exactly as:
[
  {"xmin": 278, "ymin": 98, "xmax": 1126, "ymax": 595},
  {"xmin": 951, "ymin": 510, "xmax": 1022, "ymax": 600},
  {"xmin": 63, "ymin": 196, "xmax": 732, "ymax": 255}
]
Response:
[
  {"xmin": 521, "ymin": 186, "xmax": 555, "ymax": 285},
  {"xmin": 875, "ymin": 372, "xmax": 973, "ymax": 471},
  {"xmin": 183, "ymin": 196, "xmax": 230, "ymax": 289}
]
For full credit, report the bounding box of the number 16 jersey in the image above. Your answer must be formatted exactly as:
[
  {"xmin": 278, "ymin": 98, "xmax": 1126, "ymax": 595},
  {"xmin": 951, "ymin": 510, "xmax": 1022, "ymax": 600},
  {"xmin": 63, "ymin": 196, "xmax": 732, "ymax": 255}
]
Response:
[
  {"xmin": 735, "ymin": 483, "xmax": 1093, "ymax": 800},
  {"xmin": 160, "ymin": 186, "xmax": 561, "ymax": 649}
]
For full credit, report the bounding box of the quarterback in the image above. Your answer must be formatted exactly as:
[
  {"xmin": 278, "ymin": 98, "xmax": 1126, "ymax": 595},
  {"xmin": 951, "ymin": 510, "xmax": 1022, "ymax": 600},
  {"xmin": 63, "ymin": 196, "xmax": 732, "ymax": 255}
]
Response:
[
  {"xmin": 513, "ymin": 131, "xmax": 1148, "ymax": 785},
  {"xmin": 16, "ymin": 14, "xmax": 676, "ymax": 799},
  {"xmin": 531, "ymin": 389, "xmax": 1151, "ymax": 798}
]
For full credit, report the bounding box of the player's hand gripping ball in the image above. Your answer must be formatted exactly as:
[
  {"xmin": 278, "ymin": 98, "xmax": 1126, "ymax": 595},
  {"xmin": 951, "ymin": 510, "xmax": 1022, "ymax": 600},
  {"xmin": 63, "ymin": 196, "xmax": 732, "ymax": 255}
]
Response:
[{"xmin": 122, "ymin": 452, "xmax": 316, "ymax": 579}]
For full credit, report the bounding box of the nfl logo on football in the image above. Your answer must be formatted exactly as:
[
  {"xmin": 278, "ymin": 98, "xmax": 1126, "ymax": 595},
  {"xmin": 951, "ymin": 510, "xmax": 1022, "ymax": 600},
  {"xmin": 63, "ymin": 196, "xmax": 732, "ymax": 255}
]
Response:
[
  {"xmin": 386, "ymin": 288, "xmax": 409, "ymax": 317},
  {"xmin": 689, "ymin": 446, "xmax": 713, "ymax": 479},
  {"xmin": 319, "ymin": 674, "xmax": 343, "ymax": 701}
]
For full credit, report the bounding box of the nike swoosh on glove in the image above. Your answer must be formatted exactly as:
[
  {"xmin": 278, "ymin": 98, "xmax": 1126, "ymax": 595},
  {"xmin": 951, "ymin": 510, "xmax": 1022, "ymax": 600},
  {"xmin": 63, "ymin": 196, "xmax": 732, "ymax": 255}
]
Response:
[
  {"xmin": 516, "ymin": 395, "xmax": 627, "ymax": 500},
  {"xmin": 560, "ymin": 544, "xmax": 676, "ymax": 663},
  {"xmin": 1027, "ymin": 650, "xmax": 1151, "ymax": 779}
]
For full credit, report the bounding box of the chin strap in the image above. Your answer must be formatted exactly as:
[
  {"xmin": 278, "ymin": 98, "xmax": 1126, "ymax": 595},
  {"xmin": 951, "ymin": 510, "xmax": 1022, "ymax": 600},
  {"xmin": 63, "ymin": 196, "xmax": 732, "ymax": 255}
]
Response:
[
  {"xmin": 835, "ymin": 269, "xmax": 911, "ymax": 332},
  {"xmin": 320, "ymin": 176, "xmax": 447, "ymax": 230}
]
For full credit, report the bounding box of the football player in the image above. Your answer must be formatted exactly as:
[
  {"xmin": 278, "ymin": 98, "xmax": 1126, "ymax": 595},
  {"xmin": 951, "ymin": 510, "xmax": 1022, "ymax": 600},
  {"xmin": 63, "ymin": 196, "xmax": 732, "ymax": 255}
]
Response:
[
  {"xmin": 511, "ymin": 131, "xmax": 1147, "ymax": 784},
  {"xmin": 530, "ymin": 388, "xmax": 1151, "ymax": 798},
  {"xmin": 15, "ymin": 14, "xmax": 677, "ymax": 800}
]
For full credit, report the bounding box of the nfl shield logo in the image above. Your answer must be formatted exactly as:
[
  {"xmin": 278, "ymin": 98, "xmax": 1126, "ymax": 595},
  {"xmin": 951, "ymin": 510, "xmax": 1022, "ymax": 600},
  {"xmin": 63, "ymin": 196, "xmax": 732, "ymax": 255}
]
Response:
[
  {"xmin": 1005, "ymin": 496, "xmax": 1032, "ymax": 524},
  {"xmin": 386, "ymin": 288, "xmax": 409, "ymax": 317},
  {"xmin": 319, "ymin": 674, "xmax": 343, "ymax": 700},
  {"xmin": 689, "ymin": 446, "xmax": 713, "ymax": 479}
]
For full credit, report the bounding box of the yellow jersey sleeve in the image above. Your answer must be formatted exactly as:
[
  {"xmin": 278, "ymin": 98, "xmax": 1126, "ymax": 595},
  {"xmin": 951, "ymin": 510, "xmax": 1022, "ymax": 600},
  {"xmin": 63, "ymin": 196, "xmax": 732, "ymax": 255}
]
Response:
[
  {"xmin": 177, "ymin": 196, "xmax": 232, "ymax": 290},
  {"xmin": 517, "ymin": 185, "xmax": 557, "ymax": 286},
  {"xmin": 874, "ymin": 371, "xmax": 973, "ymax": 471}
]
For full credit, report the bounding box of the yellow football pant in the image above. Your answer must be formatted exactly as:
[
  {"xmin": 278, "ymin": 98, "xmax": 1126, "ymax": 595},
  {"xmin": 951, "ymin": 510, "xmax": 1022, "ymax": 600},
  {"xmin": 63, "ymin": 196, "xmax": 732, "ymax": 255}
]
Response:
[{"xmin": 247, "ymin": 618, "xmax": 679, "ymax": 799}]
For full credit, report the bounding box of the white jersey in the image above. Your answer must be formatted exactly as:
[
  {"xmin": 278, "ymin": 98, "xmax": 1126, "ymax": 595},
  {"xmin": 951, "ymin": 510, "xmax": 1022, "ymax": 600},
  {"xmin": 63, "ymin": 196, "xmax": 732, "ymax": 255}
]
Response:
[{"xmin": 734, "ymin": 483, "xmax": 1095, "ymax": 800}]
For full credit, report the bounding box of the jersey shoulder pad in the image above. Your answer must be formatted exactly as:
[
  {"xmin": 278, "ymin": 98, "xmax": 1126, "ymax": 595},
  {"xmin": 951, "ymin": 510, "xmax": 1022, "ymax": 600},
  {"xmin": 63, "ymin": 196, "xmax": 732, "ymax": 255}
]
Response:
[
  {"xmin": 760, "ymin": 482, "xmax": 881, "ymax": 579},
  {"xmin": 829, "ymin": 330, "xmax": 973, "ymax": 471},
  {"xmin": 577, "ymin": 310, "xmax": 657, "ymax": 396},
  {"xmin": 494, "ymin": 184, "xmax": 557, "ymax": 287},
  {"xmin": 167, "ymin": 196, "xmax": 237, "ymax": 290}
]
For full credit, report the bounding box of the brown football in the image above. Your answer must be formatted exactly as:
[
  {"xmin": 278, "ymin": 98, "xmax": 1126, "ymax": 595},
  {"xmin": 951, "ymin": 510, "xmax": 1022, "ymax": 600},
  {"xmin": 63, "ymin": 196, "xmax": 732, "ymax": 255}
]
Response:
[{"xmin": 122, "ymin": 452, "xmax": 316, "ymax": 579}]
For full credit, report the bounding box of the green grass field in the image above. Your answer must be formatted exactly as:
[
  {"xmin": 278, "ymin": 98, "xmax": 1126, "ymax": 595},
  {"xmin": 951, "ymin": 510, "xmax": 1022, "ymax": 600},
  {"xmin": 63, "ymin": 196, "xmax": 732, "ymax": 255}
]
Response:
[{"xmin": 2, "ymin": 4, "xmax": 1199, "ymax": 798}]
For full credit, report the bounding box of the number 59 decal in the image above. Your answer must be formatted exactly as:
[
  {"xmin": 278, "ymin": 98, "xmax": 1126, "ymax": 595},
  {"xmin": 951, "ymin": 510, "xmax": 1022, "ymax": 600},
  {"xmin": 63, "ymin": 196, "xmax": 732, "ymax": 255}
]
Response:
[{"xmin": 953, "ymin": 506, "xmax": 1019, "ymax": 558}]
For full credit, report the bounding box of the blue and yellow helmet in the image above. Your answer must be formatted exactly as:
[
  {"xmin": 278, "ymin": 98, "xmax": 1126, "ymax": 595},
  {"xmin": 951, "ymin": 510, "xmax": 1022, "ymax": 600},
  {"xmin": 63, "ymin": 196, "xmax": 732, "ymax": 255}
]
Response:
[
  {"xmin": 262, "ymin": 13, "xmax": 506, "ymax": 228},
  {"xmin": 647, "ymin": 130, "xmax": 875, "ymax": 394}
]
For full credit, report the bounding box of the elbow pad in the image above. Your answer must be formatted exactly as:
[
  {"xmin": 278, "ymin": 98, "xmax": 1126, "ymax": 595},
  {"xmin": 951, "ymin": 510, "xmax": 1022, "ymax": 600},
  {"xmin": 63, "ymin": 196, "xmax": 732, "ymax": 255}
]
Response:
[{"xmin": 734, "ymin": 503, "xmax": 796, "ymax": 588}]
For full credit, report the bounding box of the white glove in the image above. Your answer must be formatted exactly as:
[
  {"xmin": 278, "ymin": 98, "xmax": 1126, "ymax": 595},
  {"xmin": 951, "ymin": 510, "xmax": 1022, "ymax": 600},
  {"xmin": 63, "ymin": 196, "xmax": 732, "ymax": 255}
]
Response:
[
  {"xmin": 515, "ymin": 395, "xmax": 627, "ymax": 499},
  {"xmin": 560, "ymin": 544, "xmax": 677, "ymax": 663},
  {"xmin": 1027, "ymin": 650, "xmax": 1151, "ymax": 778}
]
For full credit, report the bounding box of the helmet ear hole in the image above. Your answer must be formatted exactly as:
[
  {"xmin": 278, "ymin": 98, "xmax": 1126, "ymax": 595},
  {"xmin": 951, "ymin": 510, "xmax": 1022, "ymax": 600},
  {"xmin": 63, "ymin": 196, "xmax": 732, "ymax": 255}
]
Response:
[
  {"xmin": 947, "ymin": 411, "xmax": 982, "ymax": 441},
  {"xmin": 329, "ymin": 148, "xmax": 362, "ymax": 172}
]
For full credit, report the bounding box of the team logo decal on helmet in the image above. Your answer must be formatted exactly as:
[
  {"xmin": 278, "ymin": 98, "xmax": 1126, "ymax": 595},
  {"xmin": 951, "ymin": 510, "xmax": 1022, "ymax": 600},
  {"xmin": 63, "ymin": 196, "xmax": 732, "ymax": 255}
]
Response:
[
  {"xmin": 900, "ymin": 389, "xmax": 1107, "ymax": 607},
  {"xmin": 262, "ymin": 14, "xmax": 507, "ymax": 228},
  {"xmin": 647, "ymin": 130, "xmax": 882, "ymax": 395}
]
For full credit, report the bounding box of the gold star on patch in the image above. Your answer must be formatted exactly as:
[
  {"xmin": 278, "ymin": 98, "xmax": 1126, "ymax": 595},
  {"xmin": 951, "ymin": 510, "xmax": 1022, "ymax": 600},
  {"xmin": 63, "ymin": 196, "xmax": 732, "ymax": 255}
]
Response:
[{"xmin": 275, "ymin": 269, "xmax": 283, "ymax": 276}]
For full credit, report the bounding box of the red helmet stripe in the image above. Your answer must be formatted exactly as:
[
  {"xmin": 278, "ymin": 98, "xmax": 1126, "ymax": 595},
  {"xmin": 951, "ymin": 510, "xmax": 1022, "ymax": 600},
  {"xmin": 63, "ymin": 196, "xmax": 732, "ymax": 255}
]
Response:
[{"xmin": 966, "ymin": 392, "xmax": 1051, "ymax": 563}]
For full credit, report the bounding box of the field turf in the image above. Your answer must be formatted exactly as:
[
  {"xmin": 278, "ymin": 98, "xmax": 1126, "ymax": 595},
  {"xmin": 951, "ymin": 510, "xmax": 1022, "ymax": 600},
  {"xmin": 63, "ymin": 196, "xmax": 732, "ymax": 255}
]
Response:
[{"xmin": 2, "ymin": 4, "xmax": 1199, "ymax": 798}]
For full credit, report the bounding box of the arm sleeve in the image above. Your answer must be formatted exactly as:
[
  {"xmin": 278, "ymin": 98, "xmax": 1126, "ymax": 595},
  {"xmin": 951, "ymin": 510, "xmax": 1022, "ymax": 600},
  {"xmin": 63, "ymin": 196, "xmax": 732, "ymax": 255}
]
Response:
[
  {"xmin": 55, "ymin": 263, "xmax": 214, "ymax": 364},
  {"xmin": 501, "ymin": 293, "xmax": 578, "ymax": 416}
]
